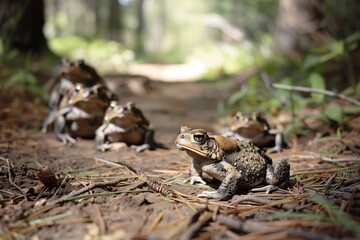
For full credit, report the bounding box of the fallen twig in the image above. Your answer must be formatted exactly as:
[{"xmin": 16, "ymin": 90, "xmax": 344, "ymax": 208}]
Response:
[
  {"xmin": 233, "ymin": 194, "xmax": 316, "ymax": 214},
  {"xmin": 48, "ymin": 177, "xmax": 130, "ymax": 206},
  {"xmin": 94, "ymin": 156, "xmax": 143, "ymax": 175},
  {"xmin": 94, "ymin": 157, "xmax": 176, "ymax": 198},
  {"xmin": 272, "ymin": 83, "xmax": 360, "ymax": 106},
  {"xmin": 341, "ymin": 184, "xmax": 360, "ymax": 193},
  {"xmin": 179, "ymin": 208, "xmax": 213, "ymax": 240},
  {"xmin": 216, "ymin": 214, "xmax": 338, "ymax": 240},
  {"xmin": 343, "ymin": 178, "xmax": 360, "ymax": 187},
  {"xmin": 231, "ymin": 195, "xmax": 298, "ymax": 210},
  {"xmin": 8, "ymin": 177, "xmax": 130, "ymax": 223},
  {"xmin": 147, "ymin": 211, "xmax": 164, "ymax": 232},
  {"xmin": 279, "ymin": 153, "xmax": 360, "ymax": 163},
  {"xmin": 95, "ymin": 204, "xmax": 107, "ymax": 235},
  {"xmin": 0, "ymin": 157, "xmax": 27, "ymax": 202}
]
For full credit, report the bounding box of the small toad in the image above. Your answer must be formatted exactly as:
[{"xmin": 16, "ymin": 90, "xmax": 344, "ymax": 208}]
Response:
[
  {"xmin": 221, "ymin": 112, "xmax": 289, "ymax": 153},
  {"xmin": 95, "ymin": 101, "xmax": 162, "ymax": 152},
  {"xmin": 42, "ymin": 59, "xmax": 111, "ymax": 132},
  {"xmin": 48, "ymin": 83, "xmax": 112, "ymax": 143},
  {"xmin": 176, "ymin": 126, "xmax": 290, "ymax": 200}
]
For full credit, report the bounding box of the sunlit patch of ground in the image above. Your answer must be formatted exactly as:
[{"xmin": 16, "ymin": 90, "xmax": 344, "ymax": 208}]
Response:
[{"xmin": 128, "ymin": 60, "xmax": 208, "ymax": 82}]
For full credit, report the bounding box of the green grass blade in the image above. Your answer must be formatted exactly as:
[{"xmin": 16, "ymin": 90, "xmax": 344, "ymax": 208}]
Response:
[
  {"xmin": 63, "ymin": 189, "xmax": 150, "ymax": 201},
  {"xmin": 310, "ymin": 193, "xmax": 359, "ymax": 235},
  {"xmin": 29, "ymin": 212, "xmax": 72, "ymax": 226}
]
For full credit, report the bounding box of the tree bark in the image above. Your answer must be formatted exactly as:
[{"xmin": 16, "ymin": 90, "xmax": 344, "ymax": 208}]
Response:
[
  {"xmin": 134, "ymin": 0, "xmax": 145, "ymax": 55},
  {"xmin": 275, "ymin": 0, "xmax": 325, "ymax": 57},
  {"xmin": 108, "ymin": 0, "xmax": 123, "ymax": 41},
  {"xmin": 0, "ymin": 0, "xmax": 49, "ymax": 54}
]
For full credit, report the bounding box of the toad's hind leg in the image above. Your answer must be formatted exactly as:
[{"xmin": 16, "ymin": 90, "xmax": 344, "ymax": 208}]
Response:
[
  {"xmin": 130, "ymin": 129, "xmax": 154, "ymax": 152},
  {"xmin": 251, "ymin": 159, "xmax": 290, "ymax": 193},
  {"xmin": 266, "ymin": 133, "xmax": 284, "ymax": 153},
  {"xmin": 134, "ymin": 128, "xmax": 167, "ymax": 152}
]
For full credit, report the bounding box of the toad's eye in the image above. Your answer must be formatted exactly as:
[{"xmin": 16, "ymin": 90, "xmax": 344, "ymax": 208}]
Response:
[
  {"xmin": 110, "ymin": 101, "xmax": 117, "ymax": 108},
  {"xmin": 235, "ymin": 114, "xmax": 243, "ymax": 121},
  {"xmin": 75, "ymin": 85, "xmax": 82, "ymax": 92},
  {"xmin": 192, "ymin": 132, "xmax": 207, "ymax": 143},
  {"xmin": 78, "ymin": 59, "xmax": 85, "ymax": 66},
  {"xmin": 252, "ymin": 113, "xmax": 259, "ymax": 120}
]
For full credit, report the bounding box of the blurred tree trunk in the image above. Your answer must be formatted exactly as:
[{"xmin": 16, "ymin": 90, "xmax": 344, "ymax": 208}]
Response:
[
  {"xmin": 108, "ymin": 0, "xmax": 123, "ymax": 41},
  {"xmin": 94, "ymin": 0, "xmax": 102, "ymax": 33},
  {"xmin": 149, "ymin": 0, "xmax": 166, "ymax": 53},
  {"xmin": 134, "ymin": 0, "xmax": 145, "ymax": 55},
  {"xmin": 0, "ymin": 0, "xmax": 49, "ymax": 54},
  {"xmin": 275, "ymin": 0, "xmax": 325, "ymax": 58}
]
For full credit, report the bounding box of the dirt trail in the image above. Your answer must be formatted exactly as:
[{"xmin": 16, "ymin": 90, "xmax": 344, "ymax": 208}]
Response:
[
  {"xmin": 1, "ymin": 76, "xmax": 359, "ymax": 239},
  {"xmin": 0, "ymin": 78, "xmax": 233, "ymax": 239}
]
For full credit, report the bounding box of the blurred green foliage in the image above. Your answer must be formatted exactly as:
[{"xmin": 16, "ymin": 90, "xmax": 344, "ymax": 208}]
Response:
[
  {"xmin": 0, "ymin": 38, "xmax": 46, "ymax": 100},
  {"xmin": 221, "ymin": 31, "xmax": 360, "ymax": 137},
  {"xmin": 49, "ymin": 35, "xmax": 134, "ymax": 73},
  {"xmin": 190, "ymin": 35, "xmax": 273, "ymax": 81},
  {"xmin": 43, "ymin": 0, "xmax": 279, "ymax": 65}
]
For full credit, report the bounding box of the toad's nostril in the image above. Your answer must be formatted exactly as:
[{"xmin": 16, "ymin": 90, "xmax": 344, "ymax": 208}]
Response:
[{"xmin": 180, "ymin": 134, "xmax": 185, "ymax": 139}]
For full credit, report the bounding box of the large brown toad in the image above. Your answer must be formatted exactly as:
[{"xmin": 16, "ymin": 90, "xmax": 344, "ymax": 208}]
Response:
[
  {"xmin": 221, "ymin": 112, "xmax": 289, "ymax": 153},
  {"xmin": 176, "ymin": 126, "xmax": 290, "ymax": 200}
]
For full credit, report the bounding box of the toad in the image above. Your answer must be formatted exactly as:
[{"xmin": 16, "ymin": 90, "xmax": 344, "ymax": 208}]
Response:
[
  {"xmin": 95, "ymin": 101, "xmax": 162, "ymax": 152},
  {"xmin": 48, "ymin": 83, "xmax": 112, "ymax": 143},
  {"xmin": 176, "ymin": 126, "xmax": 290, "ymax": 200},
  {"xmin": 221, "ymin": 112, "xmax": 289, "ymax": 153},
  {"xmin": 42, "ymin": 59, "xmax": 112, "ymax": 132}
]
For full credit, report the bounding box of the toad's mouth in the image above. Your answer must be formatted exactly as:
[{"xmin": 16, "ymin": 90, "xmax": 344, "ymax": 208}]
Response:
[
  {"xmin": 176, "ymin": 143, "xmax": 208, "ymax": 158},
  {"xmin": 176, "ymin": 143, "xmax": 185, "ymax": 150}
]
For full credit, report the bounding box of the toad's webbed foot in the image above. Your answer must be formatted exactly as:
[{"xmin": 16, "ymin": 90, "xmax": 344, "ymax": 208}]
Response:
[
  {"xmin": 97, "ymin": 142, "xmax": 127, "ymax": 152},
  {"xmin": 197, "ymin": 190, "xmax": 224, "ymax": 200},
  {"xmin": 142, "ymin": 128, "xmax": 168, "ymax": 151},
  {"xmin": 56, "ymin": 133, "xmax": 77, "ymax": 144},
  {"xmin": 96, "ymin": 143, "xmax": 111, "ymax": 152},
  {"xmin": 54, "ymin": 112, "xmax": 77, "ymax": 144},
  {"xmin": 265, "ymin": 133, "xmax": 284, "ymax": 153},
  {"xmin": 250, "ymin": 185, "xmax": 278, "ymax": 194},
  {"xmin": 184, "ymin": 176, "xmax": 207, "ymax": 185},
  {"xmin": 266, "ymin": 145, "xmax": 282, "ymax": 154},
  {"xmin": 131, "ymin": 143, "xmax": 150, "ymax": 152},
  {"xmin": 130, "ymin": 142, "xmax": 167, "ymax": 152}
]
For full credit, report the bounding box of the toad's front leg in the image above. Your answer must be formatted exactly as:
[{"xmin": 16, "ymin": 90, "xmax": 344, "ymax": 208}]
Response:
[
  {"xmin": 95, "ymin": 123, "xmax": 126, "ymax": 152},
  {"xmin": 95, "ymin": 124, "xmax": 108, "ymax": 151},
  {"xmin": 197, "ymin": 162, "xmax": 241, "ymax": 200},
  {"xmin": 184, "ymin": 159, "xmax": 206, "ymax": 185},
  {"xmin": 54, "ymin": 115, "xmax": 76, "ymax": 144},
  {"xmin": 266, "ymin": 132, "xmax": 285, "ymax": 153}
]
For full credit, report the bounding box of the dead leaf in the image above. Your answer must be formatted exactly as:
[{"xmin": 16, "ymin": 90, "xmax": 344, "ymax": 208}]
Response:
[{"xmin": 37, "ymin": 166, "xmax": 57, "ymax": 187}]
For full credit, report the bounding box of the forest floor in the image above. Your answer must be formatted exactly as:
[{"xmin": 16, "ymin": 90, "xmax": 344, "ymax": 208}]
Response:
[{"xmin": 1, "ymin": 74, "xmax": 360, "ymax": 240}]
